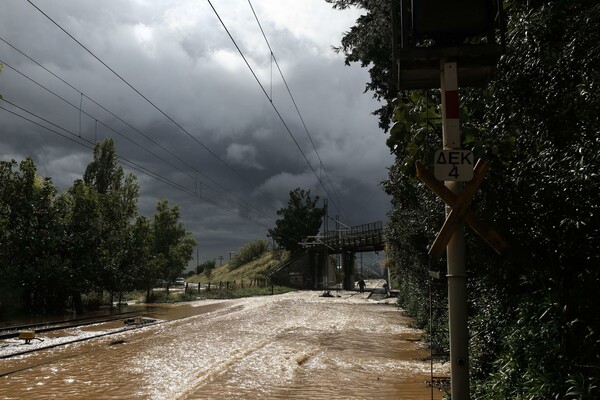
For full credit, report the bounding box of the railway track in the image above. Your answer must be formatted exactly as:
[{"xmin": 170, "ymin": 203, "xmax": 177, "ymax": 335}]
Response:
[
  {"xmin": 0, "ymin": 311, "xmax": 146, "ymax": 340},
  {"xmin": 0, "ymin": 311, "xmax": 163, "ymax": 362}
]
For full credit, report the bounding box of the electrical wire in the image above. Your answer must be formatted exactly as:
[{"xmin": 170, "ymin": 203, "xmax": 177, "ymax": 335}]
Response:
[
  {"xmin": 0, "ymin": 55, "xmax": 274, "ymax": 221},
  {"xmin": 23, "ymin": 0, "xmax": 357, "ymax": 226},
  {"xmin": 1, "ymin": 98, "xmax": 271, "ymax": 228},
  {"xmin": 26, "ymin": 0, "xmax": 283, "ymax": 212},
  {"xmin": 206, "ymin": 0, "xmax": 346, "ymax": 219},
  {"xmin": 246, "ymin": 0, "xmax": 349, "ymax": 222}
]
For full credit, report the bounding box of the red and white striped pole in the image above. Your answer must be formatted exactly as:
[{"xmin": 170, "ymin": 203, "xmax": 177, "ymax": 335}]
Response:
[
  {"xmin": 442, "ymin": 63, "xmax": 460, "ymax": 148},
  {"xmin": 441, "ymin": 60, "xmax": 470, "ymax": 399}
]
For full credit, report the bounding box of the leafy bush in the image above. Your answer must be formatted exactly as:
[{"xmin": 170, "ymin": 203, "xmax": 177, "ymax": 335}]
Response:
[
  {"xmin": 146, "ymin": 290, "xmax": 197, "ymax": 303},
  {"xmin": 332, "ymin": 0, "xmax": 600, "ymax": 397},
  {"xmin": 229, "ymin": 239, "xmax": 268, "ymax": 270}
]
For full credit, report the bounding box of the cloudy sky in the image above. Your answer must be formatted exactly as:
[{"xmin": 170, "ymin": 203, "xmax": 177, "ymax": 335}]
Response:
[{"xmin": 0, "ymin": 0, "xmax": 394, "ymax": 267}]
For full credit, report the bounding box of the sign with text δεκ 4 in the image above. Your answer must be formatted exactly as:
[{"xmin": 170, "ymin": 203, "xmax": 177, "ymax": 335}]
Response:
[{"xmin": 434, "ymin": 150, "xmax": 474, "ymax": 181}]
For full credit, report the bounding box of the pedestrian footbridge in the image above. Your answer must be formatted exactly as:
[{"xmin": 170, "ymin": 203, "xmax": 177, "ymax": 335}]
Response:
[
  {"xmin": 302, "ymin": 221, "xmax": 385, "ymax": 254},
  {"xmin": 271, "ymin": 221, "xmax": 385, "ymax": 291}
]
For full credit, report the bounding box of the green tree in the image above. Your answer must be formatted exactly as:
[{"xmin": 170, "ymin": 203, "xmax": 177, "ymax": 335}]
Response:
[
  {"xmin": 330, "ymin": 0, "xmax": 600, "ymax": 398},
  {"xmin": 463, "ymin": 2, "xmax": 600, "ymax": 398},
  {"xmin": 65, "ymin": 179, "xmax": 102, "ymax": 312},
  {"xmin": 200, "ymin": 260, "xmax": 216, "ymax": 280},
  {"xmin": 125, "ymin": 216, "xmax": 160, "ymax": 303},
  {"xmin": 0, "ymin": 159, "xmax": 67, "ymax": 314},
  {"xmin": 268, "ymin": 188, "xmax": 326, "ymax": 255},
  {"xmin": 152, "ymin": 200, "xmax": 196, "ymax": 293},
  {"xmin": 83, "ymin": 138, "xmax": 139, "ymax": 302},
  {"xmin": 197, "ymin": 259, "xmax": 216, "ymax": 275}
]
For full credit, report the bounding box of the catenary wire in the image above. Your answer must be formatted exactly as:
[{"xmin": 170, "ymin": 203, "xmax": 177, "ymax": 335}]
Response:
[
  {"xmin": 24, "ymin": 0, "xmax": 356, "ymax": 226},
  {"xmin": 205, "ymin": 0, "xmax": 344, "ymax": 218},
  {"xmin": 246, "ymin": 0, "xmax": 349, "ymax": 222},
  {"xmin": 0, "ymin": 98, "xmax": 271, "ymax": 228},
  {"xmin": 0, "ymin": 55, "xmax": 275, "ymax": 221},
  {"xmin": 26, "ymin": 0, "xmax": 283, "ymax": 212}
]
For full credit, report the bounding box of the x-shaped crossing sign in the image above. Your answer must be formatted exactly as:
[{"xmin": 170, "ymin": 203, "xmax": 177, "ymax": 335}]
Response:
[{"xmin": 416, "ymin": 159, "xmax": 508, "ymax": 258}]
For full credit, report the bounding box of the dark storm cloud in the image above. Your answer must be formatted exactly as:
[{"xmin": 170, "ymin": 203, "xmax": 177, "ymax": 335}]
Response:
[{"xmin": 0, "ymin": 0, "xmax": 394, "ymax": 264}]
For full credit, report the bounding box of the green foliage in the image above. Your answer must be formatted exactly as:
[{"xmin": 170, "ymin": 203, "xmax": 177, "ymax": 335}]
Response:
[
  {"xmin": 268, "ymin": 188, "xmax": 326, "ymax": 255},
  {"xmin": 70, "ymin": 138, "xmax": 141, "ymax": 301},
  {"xmin": 152, "ymin": 200, "xmax": 197, "ymax": 285},
  {"xmin": 0, "ymin": 139, "xmax": 197, "ymax": 316},
  {"xmin": 465, "ymin": 4, "xmax": 600, "ymax": 397},
  {"xmin": 146, "ymin": 289, "xmax": 196, "ymax": 304},
  {"xmin": 229, "ymin": 239, "xmax": 268, "ymax": 270},
  {"xmin": 333, "ymin": 0, "xmax": 600, "ymax": 397},
  {"xmin": 0, "ymin": 158, "xmax": 68, "ymax": 314},
  {"xmin": 387, "ymin": 91, "xmax": 441, "ymax": 174},
  {"xmin": 126, "ymin": 216, "xmax": 159, "ymax": 292},
  {"xmin": 197, "ymin": 259, "xmax": 215, "ymax": 274}
]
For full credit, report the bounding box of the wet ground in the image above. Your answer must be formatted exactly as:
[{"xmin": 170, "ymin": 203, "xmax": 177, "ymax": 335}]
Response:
[{"xmin": 0, "ymin": 290, "xmax": 447, "ymax": 399}]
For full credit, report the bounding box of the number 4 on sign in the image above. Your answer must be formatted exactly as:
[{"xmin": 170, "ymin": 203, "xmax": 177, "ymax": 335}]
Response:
[
  {"xmin": 416, "ymin": 159, "xmax": 508, "ymax": 257},
  {"xmin": 449, "ymin": 166, "xmax": 459, "ymax": 179}
]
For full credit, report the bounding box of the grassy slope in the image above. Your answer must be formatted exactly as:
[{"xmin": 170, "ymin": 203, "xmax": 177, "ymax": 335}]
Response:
[{"xmin": 186, "ymin": 251, "xmax": 286, "ymax": 284}]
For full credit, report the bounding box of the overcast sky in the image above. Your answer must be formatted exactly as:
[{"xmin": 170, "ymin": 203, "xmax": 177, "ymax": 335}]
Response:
[{"xmin": 0, "ymin": 0, "xmax": 393, "ymax": 268}]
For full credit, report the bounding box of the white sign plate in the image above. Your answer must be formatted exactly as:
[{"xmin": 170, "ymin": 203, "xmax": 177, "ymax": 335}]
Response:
[{"xmin": 434, "ymin": 150, "xmax": 474, "ymax": 181}]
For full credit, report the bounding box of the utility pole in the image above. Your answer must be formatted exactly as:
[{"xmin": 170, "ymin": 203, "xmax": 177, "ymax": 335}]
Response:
[
  {"xmin": 390, "ymin": 3, "xmax": 505, "ymax": 398},
  {"xmin": 441, "ymin": 60, "xmax": 469, "ymax": 400},
  {"xmin": 218, "ymin": 255, "xmax": 224, "ymax": 266}
]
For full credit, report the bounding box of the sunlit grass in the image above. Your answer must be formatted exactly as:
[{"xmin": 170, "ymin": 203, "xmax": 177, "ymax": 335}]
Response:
[{"xmin": 186, "ymin": 251, "xmax": 287, "ymax": 284}]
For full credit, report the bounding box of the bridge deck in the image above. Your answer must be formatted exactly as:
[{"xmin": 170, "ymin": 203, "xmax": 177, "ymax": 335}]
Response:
[{"xmin": 304, "ymin": 221, "xmax": 385, "ymax": 254}]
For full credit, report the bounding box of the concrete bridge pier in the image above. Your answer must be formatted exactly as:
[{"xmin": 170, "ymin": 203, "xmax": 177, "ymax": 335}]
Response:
[
  {"xmin": 342, "ymin": 251, "xmax": 355, "ymax": 290},
  {"xmin": 311, "ymin": 250, "xmax": 329, "ymax": 289}
]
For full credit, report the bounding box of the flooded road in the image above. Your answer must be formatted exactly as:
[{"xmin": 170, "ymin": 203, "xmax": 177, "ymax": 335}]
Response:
[{"xmin": 0, "ymin": 291, "xmax": 446, "ymax": 399}]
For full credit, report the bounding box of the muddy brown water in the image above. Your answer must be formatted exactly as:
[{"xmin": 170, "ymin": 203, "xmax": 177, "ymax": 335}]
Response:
[{"xmin": 0, "ymin": 292, "xmax": 446, "ymax": 399}]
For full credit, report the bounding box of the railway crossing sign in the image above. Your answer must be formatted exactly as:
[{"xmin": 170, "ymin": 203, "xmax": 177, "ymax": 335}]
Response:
[
  {"xmin": 434, "ymin": 149, "xmax": 474, "ymax": 181},
  {"xmin": 416, "ymin": 159, "xmax": 508, "ymax": 257}
]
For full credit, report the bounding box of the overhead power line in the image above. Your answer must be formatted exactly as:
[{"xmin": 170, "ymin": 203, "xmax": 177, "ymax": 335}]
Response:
[
  {"xmin": 26, "ymin": 0, "xmax": 283, "ymax": 212},
  {"xmin": 205, "ymin": 0, "xmax": 347, "ymax": 219},
  {"xmin": 246, "ymin": 0, "xmax": 348, "ymax": 221},
  {"xmin": 0, "ymin": 52, "xmax": 274, "ymax": 222},
  {"xmin": 1, "ymin": 98, "xmax": 271, "ymax": 228},
  {"xmin": 24, "ymin": 0, "xmax": 355, "ymax": 223},
  {"xmin": 0, "ymin": 41, "xmax": 276, "ymax": 221}
]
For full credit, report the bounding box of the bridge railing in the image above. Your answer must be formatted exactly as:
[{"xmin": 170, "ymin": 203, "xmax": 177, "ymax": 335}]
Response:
[{"xmin": 322, "ymin": 221, "xmax": 384, "ymax": 251}]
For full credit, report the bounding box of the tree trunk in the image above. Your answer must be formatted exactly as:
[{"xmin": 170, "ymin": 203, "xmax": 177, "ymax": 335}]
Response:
[{"xmin": 73, "ymin": 291, "xmax": 84, "ymax": 314}]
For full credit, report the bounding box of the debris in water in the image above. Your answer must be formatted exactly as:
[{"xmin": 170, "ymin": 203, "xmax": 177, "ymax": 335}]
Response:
[{"xmin": 296, "ymin": 353, "xmax": 310, "ymax": 365}]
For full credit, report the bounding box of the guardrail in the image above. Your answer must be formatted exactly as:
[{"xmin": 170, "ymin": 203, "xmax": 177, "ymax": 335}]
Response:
[{"xmin": 321, "ymin": 221, "xmax": 385, "ymax": 252}]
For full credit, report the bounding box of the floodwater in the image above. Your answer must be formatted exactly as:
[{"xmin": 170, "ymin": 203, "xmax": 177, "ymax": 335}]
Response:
[{"xmin": 0, "ymin": 291, "xmax": 447, "ymax": 399}]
